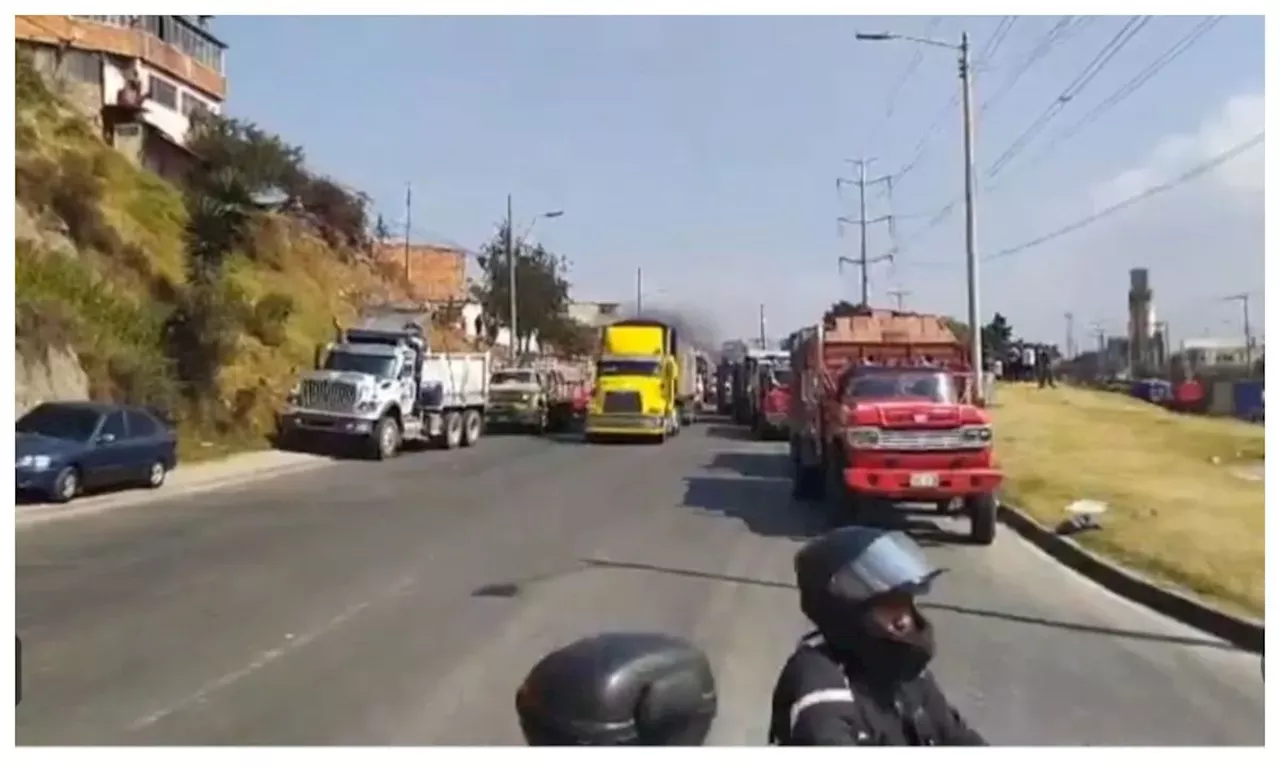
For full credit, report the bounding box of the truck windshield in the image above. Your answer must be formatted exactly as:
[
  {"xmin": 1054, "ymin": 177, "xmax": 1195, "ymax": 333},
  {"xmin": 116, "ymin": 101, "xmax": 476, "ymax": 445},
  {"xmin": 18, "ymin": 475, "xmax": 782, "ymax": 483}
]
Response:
[
  {"xmin": 323, "ymin": 352, "xmax": 397, "ymax": 377},
  {"xmin": 492, "ymin": 371, "xmax": 535, "ymax": 385},
  {"xmin": 768, "ymin": 368, "xmax": 793, "ymax": 388},
  {"xmin": 846, "ymin": 372, "xmax": 956, "ymax": 403},
  {"xmin": 598, "ymin": 360, "xmax": 661, "ymax": 377}
]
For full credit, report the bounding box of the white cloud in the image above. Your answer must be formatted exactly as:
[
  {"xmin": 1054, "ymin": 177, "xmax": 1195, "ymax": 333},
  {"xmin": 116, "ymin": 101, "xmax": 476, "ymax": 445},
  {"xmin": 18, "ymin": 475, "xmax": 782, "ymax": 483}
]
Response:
[
  {"xmin": 981, "ymin": 90, "xmax": 1265, "ymax": 346},
  {"xmin": 1091, "ymin": 91, "xmax": 1264, "ymax": 209}
]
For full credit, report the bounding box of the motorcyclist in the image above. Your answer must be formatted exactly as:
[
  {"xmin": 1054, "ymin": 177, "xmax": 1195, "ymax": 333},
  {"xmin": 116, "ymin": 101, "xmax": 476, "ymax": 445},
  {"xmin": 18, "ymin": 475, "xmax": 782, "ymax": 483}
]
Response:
[{"xmin": 768, "ymin": 526, "xmax": 988, "ymax": 746}]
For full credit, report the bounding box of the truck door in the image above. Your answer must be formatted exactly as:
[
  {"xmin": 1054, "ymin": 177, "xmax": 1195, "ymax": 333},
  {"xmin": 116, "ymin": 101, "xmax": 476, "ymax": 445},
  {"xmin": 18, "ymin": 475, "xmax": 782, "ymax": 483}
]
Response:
[{"xmin": 398, "ymin": 355, "xmax": 418, "ymax": 415}]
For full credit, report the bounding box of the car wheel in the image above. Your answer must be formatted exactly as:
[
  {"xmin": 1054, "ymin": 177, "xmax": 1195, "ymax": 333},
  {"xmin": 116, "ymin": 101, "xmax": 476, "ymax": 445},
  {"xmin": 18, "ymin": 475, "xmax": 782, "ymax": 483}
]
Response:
[
  {"xmin": 146, "ymin": 459, "xmax": 168, "ymax": 489},
  {"xmin": 51, "ymin": 466, "xmax": 80, "ymax": 504}
]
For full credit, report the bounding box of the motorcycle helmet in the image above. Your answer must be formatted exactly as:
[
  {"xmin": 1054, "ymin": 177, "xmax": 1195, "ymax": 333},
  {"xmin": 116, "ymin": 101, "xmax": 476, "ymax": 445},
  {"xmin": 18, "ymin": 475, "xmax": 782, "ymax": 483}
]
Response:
[{"xmin": 795, "ymin": 526, "xmax": 944, "ymax": 680}]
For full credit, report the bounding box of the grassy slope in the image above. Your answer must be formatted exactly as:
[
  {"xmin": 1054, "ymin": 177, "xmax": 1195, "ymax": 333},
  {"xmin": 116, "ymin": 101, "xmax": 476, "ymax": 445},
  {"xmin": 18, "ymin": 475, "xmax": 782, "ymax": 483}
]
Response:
[
  {"xmin": 14, "ymin": 59, "xmax": 405, "ymax": 460},
  {"xmin": 992, "ymin": 383, "xmax": 1264, "ymax": 617}
]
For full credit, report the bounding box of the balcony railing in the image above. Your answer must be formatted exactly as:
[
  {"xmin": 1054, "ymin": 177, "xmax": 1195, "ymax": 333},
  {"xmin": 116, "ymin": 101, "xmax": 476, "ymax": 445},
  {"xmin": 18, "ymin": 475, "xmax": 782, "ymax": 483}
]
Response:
[{"xmin": 75, "ymin": 15, "xmax": 225, "ymax": 74}]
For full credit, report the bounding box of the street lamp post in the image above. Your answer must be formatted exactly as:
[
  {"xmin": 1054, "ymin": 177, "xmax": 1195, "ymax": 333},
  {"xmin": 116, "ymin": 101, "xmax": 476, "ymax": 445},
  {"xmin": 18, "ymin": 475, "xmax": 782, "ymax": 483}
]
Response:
[
  {"xmin": 856, "ymin": 30, "xmax": 984, "ymax": 399},
  {"xmin": 505, "ymin": 194, "xmax": 563, "ymax": 355}
]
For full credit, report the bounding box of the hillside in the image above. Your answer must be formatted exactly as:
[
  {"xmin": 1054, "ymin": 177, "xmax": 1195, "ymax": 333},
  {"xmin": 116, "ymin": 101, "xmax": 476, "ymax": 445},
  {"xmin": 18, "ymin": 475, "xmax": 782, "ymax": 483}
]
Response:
[{"xmin": 13, "ymin": 54, "xmax": 415, "ymax": 459}]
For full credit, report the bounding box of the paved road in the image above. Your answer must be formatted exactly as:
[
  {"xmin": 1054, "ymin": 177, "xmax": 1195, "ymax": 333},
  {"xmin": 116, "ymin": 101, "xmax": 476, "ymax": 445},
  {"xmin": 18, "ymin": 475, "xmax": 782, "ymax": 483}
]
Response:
[{"xmin": 16, "ymin": 423, "xmax": 1264, "ymax": 745}]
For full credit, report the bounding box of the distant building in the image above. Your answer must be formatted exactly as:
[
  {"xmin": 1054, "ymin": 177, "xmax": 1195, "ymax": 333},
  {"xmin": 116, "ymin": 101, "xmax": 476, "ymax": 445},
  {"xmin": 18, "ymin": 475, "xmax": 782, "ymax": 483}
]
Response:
[
  {"xmin": 566, "ymin": 301, "xmax": 622, "ymax": 328},
  {"xmin": 16, "ymin": 15, "xmax": 228, "ymax": 182},
  {"xmin": 1177, "ymin": 338, "xmax": 1260, "ymax": 370}
]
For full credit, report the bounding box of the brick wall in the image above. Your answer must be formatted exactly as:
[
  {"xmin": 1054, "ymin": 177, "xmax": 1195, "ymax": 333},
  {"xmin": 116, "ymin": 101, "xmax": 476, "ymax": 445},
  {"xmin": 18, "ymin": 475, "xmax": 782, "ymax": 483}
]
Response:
[{"xmin": 375, "ymin": 242, "xmax": 467, "ymax": 303}]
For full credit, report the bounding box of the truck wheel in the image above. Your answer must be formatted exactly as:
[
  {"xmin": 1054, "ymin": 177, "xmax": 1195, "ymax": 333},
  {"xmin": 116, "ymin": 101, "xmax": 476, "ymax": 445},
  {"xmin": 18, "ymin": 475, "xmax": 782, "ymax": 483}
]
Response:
[
  {"xmin": 443, "ymin": 411, "xmax": 464, "ymax": 450},
  {"xmin": 967, "ymin": 492, "xmax": 998, "ymax": 545},
  {"xmin": 373, "ymin": 416, "xmax": 401, "ymax": 461},
  {"xmin": 462, "ymin": 409, "xmax": 483, "ymax": 447}
]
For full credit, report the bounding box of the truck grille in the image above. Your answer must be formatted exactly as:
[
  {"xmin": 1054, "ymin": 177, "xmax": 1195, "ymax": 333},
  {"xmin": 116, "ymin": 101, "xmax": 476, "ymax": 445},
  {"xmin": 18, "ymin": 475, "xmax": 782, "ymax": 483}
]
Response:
[
  {"xmin": 492, "ymin": 390, "xmax": 532, "ymax": 404},
  {"xmin": 299, "ymin": 379, "xmax": 358, "ymax": 412},
  {"xmin": 878, "ymin": 429, "xmax": 970, "ymax": 452},
  {"xmin": 602, "ymin": 391, "xmax": 643, "ymax": 414}
]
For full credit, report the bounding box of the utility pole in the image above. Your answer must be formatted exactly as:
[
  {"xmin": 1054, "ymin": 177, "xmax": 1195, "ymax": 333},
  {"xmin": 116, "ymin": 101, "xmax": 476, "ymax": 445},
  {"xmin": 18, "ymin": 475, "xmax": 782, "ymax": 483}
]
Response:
[
  {"xmin": 853, "ymin": 29, "xmax": 983, "ymax": 394},
  {"xmin": 887, "ymin": 288, "xmax": 911, "ymax": 311},
  {"xmin": 635, "ymin": 267, "xmax": 643, "ymax": 314},
  {"xmin": 506, "ymin": 193, "xmax": 517, "ymax": 354},
  {"xmin": 1064, "ymin": 312, "xmax": 1076, "ymax": 359},
  {"xmin": 403, "ymin": 183, "xmax": 413, "ymax": 284},
  {"xmin": 758, "ymin": 303, "xmax": 767, "ymax": 347},
  {"xmin": 837, "ymin": 158, "xmax": 894, "ymax": 307},
  {"xmin": 959, "ymin": 31, "xmax": 983, "ymax": 394},
  {"xmin": 1223, "ymin": 293, "xmax": 1253, "ymax": 367}
]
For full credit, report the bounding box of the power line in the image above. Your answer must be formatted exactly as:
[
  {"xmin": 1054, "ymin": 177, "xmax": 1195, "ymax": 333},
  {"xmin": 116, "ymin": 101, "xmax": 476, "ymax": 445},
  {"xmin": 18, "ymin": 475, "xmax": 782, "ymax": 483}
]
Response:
[
  {"xmin": 888, "ymin": 18, "xmax": 1023, "ymax": 188},
  {"xmin": 884, "ymin": 17, "xmax": 942, "ymax": 119},
  {"xmin": 978, "ymin": 16, "xmax": 1017, "ymax": 64},
  {"xmin": 980, "ymin": 16, "xmax": 1085, "ymax": 115},
  {"xmin": 984, "ymin": 133, "xmax": 1263, "ymax": 262},
  {"xmin": 900, "ymin": 133, "xmax": 1262, "ymax": 270},
  {"xmin": 986, "ymin": 16, "xmax": 1151, "ymax": 180},
  {"xmin": 899, "ymin": 16, "xmax": 1176, "ymax": 248},
  {"xmin": 1013, "ymin": 16, "xmax": 1223, "ymax": 174}
]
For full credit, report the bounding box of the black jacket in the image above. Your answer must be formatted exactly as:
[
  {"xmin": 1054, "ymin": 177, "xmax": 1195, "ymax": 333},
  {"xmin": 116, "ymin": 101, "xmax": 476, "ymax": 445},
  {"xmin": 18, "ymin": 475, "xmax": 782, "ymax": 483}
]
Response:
[{"xmin": 768, "ymin": 639, "xmax": 987, "ymax": 746}]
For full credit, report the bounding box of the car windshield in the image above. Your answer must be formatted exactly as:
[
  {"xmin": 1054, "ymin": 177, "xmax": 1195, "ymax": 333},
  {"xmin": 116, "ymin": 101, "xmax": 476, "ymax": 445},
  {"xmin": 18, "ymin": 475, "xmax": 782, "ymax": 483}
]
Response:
[
  {"xmin": 598, "ymin": 359, "xmax": 661, "ymax": 377},
  {"xmin": 323, "ymin": 351, "xmax": 397, "ymax": 377},
  {"xmin": 846, "ymin": 372, "xmax": 956, "ymax": 403},
  {"xmin": 16, "ymin": 404, "xmax": 103, "ymax": 442},
  {"xmin": 492, "ymin": 371, "xmax": 535, "ymax": 385}
]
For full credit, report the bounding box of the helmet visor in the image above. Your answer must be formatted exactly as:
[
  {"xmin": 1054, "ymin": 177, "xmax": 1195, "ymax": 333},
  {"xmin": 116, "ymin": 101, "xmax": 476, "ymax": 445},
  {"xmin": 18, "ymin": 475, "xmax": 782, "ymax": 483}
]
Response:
[{"xmin": 827, "ymin": 530, "xmax": 944, "ymax": 603}]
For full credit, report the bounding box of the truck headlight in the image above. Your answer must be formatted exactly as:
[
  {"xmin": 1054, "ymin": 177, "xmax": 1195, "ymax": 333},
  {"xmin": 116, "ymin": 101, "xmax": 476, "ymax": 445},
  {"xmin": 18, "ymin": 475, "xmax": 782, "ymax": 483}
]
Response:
[
  {"xmin": 356, "ymin": 400, "xmax": 379, "ymax": 413},
  {"xmin": 844, "ymin": 427, "xmax": 880, "ymax": 448},
  {"xmin": 16, "ymin": 454, "xmax": 52, "ymax": 471},
  {"xmin": 960, "ymin": 426, "xmax": 992, "ymax": 444}
]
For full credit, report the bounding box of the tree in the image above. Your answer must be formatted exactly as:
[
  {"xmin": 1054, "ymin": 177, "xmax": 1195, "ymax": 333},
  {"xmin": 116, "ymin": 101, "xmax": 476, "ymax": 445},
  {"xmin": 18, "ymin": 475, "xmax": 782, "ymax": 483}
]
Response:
[
  {"xmin": 472, "ymin": 222, "xmax": 572, "ymax": 352},
  {"xmin": 945, "ymin": 312, "xmax": 1015, "ymax": 360}
]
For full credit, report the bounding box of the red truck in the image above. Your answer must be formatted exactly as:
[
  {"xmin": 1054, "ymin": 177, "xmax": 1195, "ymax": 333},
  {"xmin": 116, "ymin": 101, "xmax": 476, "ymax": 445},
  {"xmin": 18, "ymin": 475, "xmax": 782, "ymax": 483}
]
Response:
[
  {"xmin": 752, "ymin": 361, "xmax": 792, "ymax": 441},
  {"xmin": 788, "ymin": 308, "xmax": 1003, "ymax": 544}
]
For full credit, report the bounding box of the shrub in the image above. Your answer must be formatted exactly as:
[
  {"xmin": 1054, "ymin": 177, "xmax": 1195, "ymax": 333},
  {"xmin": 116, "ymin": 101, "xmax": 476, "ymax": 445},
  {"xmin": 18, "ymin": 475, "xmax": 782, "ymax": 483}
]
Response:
[{"xmin": 247, "ymin": 291, "xmax": 296, "ymax": 347}]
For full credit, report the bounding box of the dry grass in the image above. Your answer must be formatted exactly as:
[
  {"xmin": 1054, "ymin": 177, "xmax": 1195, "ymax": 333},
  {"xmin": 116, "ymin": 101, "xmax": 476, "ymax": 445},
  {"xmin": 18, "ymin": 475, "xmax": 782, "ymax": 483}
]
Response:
[{"xmin": 991, "ymin": 383, "xmax": 1265, "ymax": 618}]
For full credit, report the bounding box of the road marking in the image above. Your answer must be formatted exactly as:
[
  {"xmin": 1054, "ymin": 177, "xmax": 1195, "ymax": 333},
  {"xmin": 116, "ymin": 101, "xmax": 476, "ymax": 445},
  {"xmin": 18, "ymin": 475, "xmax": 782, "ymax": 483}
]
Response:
[{"xmin": 127, "ymin": 574, "xmax": 418, "ymax": 731}]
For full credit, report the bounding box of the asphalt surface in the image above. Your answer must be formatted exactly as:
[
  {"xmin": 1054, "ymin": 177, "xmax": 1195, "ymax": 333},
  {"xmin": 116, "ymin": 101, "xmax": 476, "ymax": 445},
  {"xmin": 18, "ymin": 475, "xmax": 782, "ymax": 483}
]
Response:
[{"xmin": 16, "ymin": 422, "xmax": 1265, "ymax": 746}]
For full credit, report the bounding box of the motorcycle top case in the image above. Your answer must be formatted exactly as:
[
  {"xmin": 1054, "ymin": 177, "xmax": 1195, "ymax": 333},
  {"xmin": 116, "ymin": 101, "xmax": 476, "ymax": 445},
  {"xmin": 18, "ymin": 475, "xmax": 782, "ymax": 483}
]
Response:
[{"xmin": 516, "ymin": 632, "xmax": 717, "ymax": 746}]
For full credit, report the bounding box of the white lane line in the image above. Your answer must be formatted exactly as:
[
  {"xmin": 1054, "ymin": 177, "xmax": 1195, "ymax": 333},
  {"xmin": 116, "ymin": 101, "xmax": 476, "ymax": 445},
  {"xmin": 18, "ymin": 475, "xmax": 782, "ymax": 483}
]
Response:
[{"xmin": 127, "ymin": 574, "xmax": 419, "ymax": 731}]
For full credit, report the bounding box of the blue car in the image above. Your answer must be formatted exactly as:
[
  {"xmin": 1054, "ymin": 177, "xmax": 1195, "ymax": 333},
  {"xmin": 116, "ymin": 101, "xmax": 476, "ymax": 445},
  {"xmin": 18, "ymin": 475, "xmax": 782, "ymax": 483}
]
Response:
[{"xmin": 15, "ymin": 401, "xmax": 178, "ymax": 503}]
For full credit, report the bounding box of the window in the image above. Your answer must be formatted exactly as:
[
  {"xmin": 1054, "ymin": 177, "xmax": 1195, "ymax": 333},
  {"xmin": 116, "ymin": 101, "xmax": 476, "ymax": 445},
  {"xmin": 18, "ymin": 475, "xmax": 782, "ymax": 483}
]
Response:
[
  {"xmin": 101, "ymin": 411, "xmax": 128, "ymax": 440},
  {"xmin": 148, "ymin": 74, "xmax": 177, "ymax": 109},
  {"xmin": 60, "ymin": 49, "xmax": 100, "ymax": 84},
  {"xmin": 16, "ymin": 404, "xmax": 102, "ymax": 443},
  {"xmin": 126, "ymin": 409, "xmax": 160, "ymax": 438},
  {"xmin": 181, "ymin": 91, "xmax": 210, "ymax": 118}
]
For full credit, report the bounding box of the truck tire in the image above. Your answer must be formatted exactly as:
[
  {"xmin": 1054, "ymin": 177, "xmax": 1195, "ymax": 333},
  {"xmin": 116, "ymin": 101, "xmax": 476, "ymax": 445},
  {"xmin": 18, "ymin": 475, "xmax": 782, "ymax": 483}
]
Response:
[
  {"xmin": 967, "ymin": 492, "xmax": 998, "ymax": 545},
  {"xmin": 372, "ymin": 416, "xmax": 401, "ymax": 461},
  {"xmin": 462, "ymin": 409, "xmax": 483, "ymax": 447},
  {"xmin": 442, "ymin": 411, "xmax": 464, "ymax": 450}
]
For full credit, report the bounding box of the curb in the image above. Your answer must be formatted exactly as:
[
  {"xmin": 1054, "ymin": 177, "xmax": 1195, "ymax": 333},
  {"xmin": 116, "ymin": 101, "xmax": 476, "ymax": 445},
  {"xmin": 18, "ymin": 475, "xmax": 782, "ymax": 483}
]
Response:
[
  {"xmin": 998, "ymin": 503, "xmax": 1264, "ymax": 653},
  {"xmin": 15, "ymin": 453, "xmax": 336, "ymax": 529}
]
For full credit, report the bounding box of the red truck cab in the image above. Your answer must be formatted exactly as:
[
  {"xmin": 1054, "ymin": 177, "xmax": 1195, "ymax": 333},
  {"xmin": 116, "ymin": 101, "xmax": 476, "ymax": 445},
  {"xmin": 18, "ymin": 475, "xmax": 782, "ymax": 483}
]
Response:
[
  {"xmin": 753, "ymin": 364, "xmax": 792, "ymax": 440},
  {"xmin": 789, "ymin": 308, "xmax": 1003, "ymax": 545}
]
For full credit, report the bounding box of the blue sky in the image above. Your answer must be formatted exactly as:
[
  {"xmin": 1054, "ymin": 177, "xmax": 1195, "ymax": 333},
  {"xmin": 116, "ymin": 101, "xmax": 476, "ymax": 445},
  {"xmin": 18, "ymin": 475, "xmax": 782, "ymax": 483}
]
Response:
[{"xmin": 214, "ymin": 15, "xmax": 1264, "ymax": 349}]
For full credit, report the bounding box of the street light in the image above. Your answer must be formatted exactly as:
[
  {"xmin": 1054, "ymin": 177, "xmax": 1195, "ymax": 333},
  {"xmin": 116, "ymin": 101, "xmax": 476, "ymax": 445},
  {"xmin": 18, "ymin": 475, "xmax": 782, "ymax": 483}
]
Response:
[
  {"xmin": 856, "ymin": 29, "xmax": 984, "ymax": 400},
  {"xmin": 506, "ymin": 195, "xmax": 565, "ymax": 354}
]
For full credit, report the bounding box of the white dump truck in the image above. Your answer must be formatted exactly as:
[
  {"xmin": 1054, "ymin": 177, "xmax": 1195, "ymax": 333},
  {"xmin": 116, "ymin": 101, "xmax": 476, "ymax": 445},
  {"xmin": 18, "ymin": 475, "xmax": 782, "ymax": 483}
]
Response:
[{"xmin": 277, "ymin": 304, "xmax": 490, "ymax": 459}]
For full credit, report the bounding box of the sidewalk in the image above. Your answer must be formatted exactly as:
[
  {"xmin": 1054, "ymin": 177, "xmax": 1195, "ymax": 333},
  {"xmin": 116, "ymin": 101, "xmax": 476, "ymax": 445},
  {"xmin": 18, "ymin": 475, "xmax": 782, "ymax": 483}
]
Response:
[{"xmin": 16, "ymin": 450, "xmax": 339, "ymax": 529}]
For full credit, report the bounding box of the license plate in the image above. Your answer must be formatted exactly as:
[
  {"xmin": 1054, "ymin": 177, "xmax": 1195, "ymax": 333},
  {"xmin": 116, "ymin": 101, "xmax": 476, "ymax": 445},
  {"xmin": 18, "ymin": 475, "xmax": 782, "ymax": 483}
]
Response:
[{"xmin": 909, "ymin": 473, "xmax": 939, "ymax": 489}]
